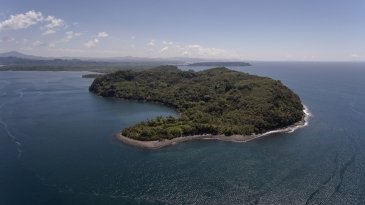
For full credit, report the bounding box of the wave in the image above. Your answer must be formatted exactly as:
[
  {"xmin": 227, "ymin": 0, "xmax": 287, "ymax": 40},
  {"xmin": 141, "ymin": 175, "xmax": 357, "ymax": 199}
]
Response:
[
  {"xmin": 0, "ymin": 118, "xmax": 23, "ymax": 158},
  {"xmin": 16, "ymin": 88, "xmax": 26, "ymax": 98},
  {"xmin": 0, "ymin": 80, "xmax": 10, "ymax": 89},
  {"xmin": 349, "ymin": 102, "xmax": 365, "ymax": 117},
  {"xmin": 260, "ymin": 104, "xmax": 311, "ymax": 136},
  {"xmin": 0, "ymin": 89, "xmax": 26, "ymax": 159}
]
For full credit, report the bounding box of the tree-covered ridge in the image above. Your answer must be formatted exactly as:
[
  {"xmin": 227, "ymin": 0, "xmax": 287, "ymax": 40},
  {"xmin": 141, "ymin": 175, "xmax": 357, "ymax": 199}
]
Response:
[{"xmin": 89, "ymin": 65, "xmax": 304, "ymax": 141}]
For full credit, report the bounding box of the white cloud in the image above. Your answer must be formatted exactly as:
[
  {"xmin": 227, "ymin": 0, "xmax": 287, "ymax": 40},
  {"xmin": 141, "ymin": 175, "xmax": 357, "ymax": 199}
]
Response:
[
  {"xmin": 162, "ymin": 41, "xmax": 173, "ymax": 45},
  {"xmin": 182, "ymin": 51, "xmax": 191, "ymax": 56},
  {"xmin": 147, "ymin": 39, "xmax": 155, "ymax": 46},
  {"xmin": 0, "ymin": 10, "xmax": 43, "ymax": 31},
  {"xmin": 42, "ymin": 16, "xmax": 65, "ymax": 35},
  {"xmin": 84, "ymin": 38, "xmax": 99, "ymax": 48},
  {"xmin": 145, "ymin": 40, "xmax": 240, "ymax": 59},
  {"xmin": 184, "ymin": 44, "xmax": 238, "ymax": 58},
  {"xmin": 84, "ymin": 32, "xmax": 109, "ymax": 48},
  {"xmin": 44, "ymin": 16, "xmax": 64, "ymax": 29},
  {"xmin": 0, "ymin": 10, "xmax": 65, "ymax": 35},
  {"xmin": 65, "ymin": 31, "xmax": 81, "ymax": 41},
  {"xmin": 350, "ymin": 53, "xmax": 361, "ymax": 58},
  {"xmin": 97, "ymin": 32, "xmax": 109, "ymax": 38},
  {"xmin": 160, "ymin": 46, "xmax": 169, "ymax": 53}
]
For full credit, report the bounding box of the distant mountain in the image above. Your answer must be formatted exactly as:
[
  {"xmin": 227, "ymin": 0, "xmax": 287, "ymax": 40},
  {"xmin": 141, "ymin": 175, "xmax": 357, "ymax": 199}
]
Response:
[
  {"xmin": 0, "ymin": 51, "xmax": 246, "ymax": 65},
  {"xmin": 0, "ymin": 51, "xmax": 51, "ymax": 60},
  {"xmin": 0, "ymin": 56, "xmax": 90, "ymax": 66},
  {"xmin": 187, "ymin": 62, "xmax": 251, "ymax": 67},
  {"xmin": 0, "ymin": 55, "xmax": 185, "ymax": 72}
]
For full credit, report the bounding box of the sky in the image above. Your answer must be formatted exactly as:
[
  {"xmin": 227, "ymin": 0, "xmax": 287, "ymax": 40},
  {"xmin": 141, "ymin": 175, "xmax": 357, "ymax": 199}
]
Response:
[{"xmin": 0, "ymin": 0, "xmax": 364, "ymax": 61}]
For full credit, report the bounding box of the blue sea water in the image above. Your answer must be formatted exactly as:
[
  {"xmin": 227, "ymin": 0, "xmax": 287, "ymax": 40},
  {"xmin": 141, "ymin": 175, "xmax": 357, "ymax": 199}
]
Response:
[{"xmin": 0, "ymin": 62, "xmax": 365, "ymax": 204}]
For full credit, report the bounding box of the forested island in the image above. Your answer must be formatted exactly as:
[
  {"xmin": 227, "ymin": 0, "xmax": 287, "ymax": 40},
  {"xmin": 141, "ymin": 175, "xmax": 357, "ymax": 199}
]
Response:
[
  {"xmin": 90, "ymin": 66, "xmax": 305, "ymax": 145},
  {"xmin": 188, "ymin": 62, "xmax": 251, "ymax": 67},
  {"xmin": 82, "ymin": 73, "xmax": 104, "ymax": 78}
]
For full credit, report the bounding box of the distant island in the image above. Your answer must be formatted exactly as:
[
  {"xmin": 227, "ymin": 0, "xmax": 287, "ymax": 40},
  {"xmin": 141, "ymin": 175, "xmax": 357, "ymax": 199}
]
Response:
[
  {"xmin": 188, "ymin": 62, "xmax": 251, "ymax": 67},
  {"xmin": 90, "ymin": 66, "xmax": 307, "ymax": 148},
  {"xmin": 81, "ymin": 73, "xmax": 104, "ymax": 78}
]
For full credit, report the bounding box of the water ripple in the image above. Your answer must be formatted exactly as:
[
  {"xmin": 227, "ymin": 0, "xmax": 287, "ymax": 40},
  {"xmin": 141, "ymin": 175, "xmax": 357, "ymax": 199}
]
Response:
[
  {"xmin": 0, "ymin": 88, "xmax": 26, "ymax": 159},
  {"xmin": 0, "ymin": 117, "xmax": 23, "ymax": 158}
]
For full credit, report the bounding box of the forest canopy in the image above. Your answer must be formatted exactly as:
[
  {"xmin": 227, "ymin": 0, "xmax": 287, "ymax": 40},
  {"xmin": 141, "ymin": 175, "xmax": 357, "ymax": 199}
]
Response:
[{"xmin": 89, "ymin": 66, "xmax": 304, "ymax": 141}]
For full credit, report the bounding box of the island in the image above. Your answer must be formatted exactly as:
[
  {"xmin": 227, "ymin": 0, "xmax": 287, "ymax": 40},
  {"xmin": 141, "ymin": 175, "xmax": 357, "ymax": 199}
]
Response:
[
  {"xmin": 82, "ymin": 73, "xmax": 104, "ymax": 78},
  {"xmin": 188, "ymin": 62, "xmax": 251, "ymax": 67},
  {"xmin": 89, "ymin": 65, "xmax": 308, "ymax": 148}
]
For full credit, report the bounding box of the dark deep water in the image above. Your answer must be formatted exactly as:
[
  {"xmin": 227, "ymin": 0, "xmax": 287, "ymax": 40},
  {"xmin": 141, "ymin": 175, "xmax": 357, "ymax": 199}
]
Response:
[{"xmin": 1, "ymin": 62, "xmax": 365, "ymax": 204}]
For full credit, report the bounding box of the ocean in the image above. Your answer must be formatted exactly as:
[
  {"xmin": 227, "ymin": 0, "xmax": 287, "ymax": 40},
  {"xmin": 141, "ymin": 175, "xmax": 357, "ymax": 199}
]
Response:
[{"xmin": 1, "ymin": 62, "xmax": 365, "ymax": 204}]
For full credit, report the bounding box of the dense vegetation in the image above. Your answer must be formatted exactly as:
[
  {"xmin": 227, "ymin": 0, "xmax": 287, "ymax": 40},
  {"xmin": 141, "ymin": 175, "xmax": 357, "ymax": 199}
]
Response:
[
  {"xmin": 90, "ymin": 66, "xmax": 304, "ymax": 141},
  {"xmin": 188, "ymin": 62, "xmax": 251, "ymax": 66}
]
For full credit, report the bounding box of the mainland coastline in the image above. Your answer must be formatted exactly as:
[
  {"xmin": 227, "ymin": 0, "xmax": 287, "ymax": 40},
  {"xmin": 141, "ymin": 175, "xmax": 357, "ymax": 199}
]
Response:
[{"xmin": 117, "ymin": 105, "xmax": 311, "ymax": 149}]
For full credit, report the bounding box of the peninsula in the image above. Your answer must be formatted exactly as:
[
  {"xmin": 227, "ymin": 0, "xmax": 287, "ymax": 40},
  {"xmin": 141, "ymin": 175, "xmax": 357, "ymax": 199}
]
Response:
[{"xmin": 89, "ymin": 66, "xmax": 306, "ymax": 147}]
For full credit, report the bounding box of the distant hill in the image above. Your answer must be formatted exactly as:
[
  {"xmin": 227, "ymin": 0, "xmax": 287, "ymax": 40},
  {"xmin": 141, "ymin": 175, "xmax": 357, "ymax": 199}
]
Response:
[
  {"xmin": 0, "ymin": 51, "xmax": 191, "ymax": 65},
  {"xmin": 0, "ymin": 51, "xmax": 251, "ymax": 72},
  {"xmin": 188, "ymin": 62, "xmax": 251, "ymax": 67},
  {"xmin": 0, "ymin": 55, "xmax": 185, "ymax": 72},
  {"xmin": 0, "ymin": 51, "xmax": 244, "ymax": 64},
  {"xmin": 0, "ymin": 56, "xmax": 90, "ymax": 66},
  {"xmin": 0, "ymin": 51, "xmax": 51, "ymax": 60},
  {"xmin": 0, "ymin": 56, "xmax": 170, "ymax": 72}
]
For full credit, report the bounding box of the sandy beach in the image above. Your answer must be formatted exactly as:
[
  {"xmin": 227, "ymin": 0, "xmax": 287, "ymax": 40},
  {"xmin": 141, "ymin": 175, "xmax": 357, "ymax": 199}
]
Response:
[{"xmin": 117, "ymin": 105, "xmax": 311, "ymax": 149}]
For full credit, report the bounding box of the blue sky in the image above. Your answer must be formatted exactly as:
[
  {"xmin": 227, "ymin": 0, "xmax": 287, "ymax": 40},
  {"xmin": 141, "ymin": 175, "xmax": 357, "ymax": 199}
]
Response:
[{"xmin": 0, "ymin": 0, "xmax": 364, "ymax": 61}]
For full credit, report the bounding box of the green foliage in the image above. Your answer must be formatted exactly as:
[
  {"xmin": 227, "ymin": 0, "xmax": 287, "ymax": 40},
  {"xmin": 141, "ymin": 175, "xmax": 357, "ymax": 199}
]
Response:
[{"xmin": 90, "ymin": 66, "xmax": 304, "ymax": 141}]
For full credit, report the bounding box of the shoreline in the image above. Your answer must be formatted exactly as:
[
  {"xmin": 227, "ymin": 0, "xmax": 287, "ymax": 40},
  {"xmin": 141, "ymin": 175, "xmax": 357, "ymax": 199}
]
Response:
[{"xmin": 117, "ymin": 105, "xmax": 311, "ymax": 149}]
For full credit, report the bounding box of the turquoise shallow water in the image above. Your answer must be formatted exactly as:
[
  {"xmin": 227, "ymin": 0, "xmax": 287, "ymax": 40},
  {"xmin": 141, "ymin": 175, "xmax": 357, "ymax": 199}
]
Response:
[{"xmin": 1, "ymin": 62, "xmax": 365, "ymax": 204}]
